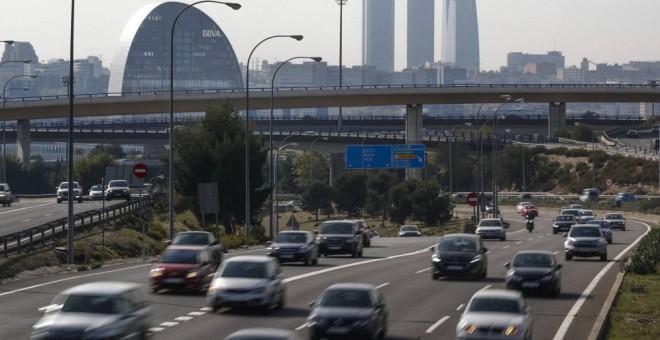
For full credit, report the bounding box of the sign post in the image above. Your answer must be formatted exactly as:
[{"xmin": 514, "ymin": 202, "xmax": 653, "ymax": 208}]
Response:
[
  {"xmin": 132, "ymin": 163, "xmax": 148, "ymax": 262},
  {"xmin": 467, "ymin": 192, "xmax": 478, "ymax": 223}
]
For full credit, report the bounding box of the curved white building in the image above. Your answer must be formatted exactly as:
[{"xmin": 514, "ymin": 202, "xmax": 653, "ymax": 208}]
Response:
[{"xmin": 108, "ymin": 2, "xmax": 242, "ymax": 94}]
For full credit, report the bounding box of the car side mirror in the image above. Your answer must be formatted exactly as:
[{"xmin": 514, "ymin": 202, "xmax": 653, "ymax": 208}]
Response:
[
  {"xmin": 562, "ymin": 233, "xmax": 568, "ymax": 237},
  {"xmin": 481, "ymin": 248, "xmax": 488, "ymax": 253},
  {"xmin": 430, "ymin": 246, "xmax": 435, "ymax": 252},
  {"xmin": 504, "ymin": 262, "xmax": 510, "ymax": 269},
  {"xmin": 308, "ymin": 300, "xmax": 317, "ymax": 308},
  {"xmin": 165, "ymin": 240, "xmax": 172, "ymax": 245},
  {"xmin": 555, "ymin": 264, "xmax": 563, "ymax": 270}
]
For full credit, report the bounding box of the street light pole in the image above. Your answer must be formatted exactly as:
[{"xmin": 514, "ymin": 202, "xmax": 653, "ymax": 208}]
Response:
[
  {"xmin": 269, "ymin": 56, "xmax": 321, "ymax": 239},
  {"xmin": 245, "ymin": 34, "xmax": 303, "ymax": 246},
  {"xmin": 1, "ymin": 84, "xmax": 31, "ymax": 183},
  {"xmin": 449, "ymin": 123, "xmax": 470, "ymax": 217},
  {"xmin": 309, "ymin": 136, "xmax": 328, "ymax": 183},
  {"xmin": 275, "ymin": 142, "xmax": 298, "ymax": 234},
  {"xmin": 336, "ymin": 0, "xmax": 347, "ymax": 131},
  {"xmin": 168, "ymin": 1, "xmax": 241, "ymax": 241}
]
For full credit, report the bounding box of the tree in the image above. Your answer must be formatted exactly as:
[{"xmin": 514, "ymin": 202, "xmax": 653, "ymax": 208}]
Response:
[
  {"xmin": 332, "ymin": 171, "xmax": 367, "ymax": 215},
  {"xmin": 388, "ymin": 180, "xmax": 416, "ymax": 225},
  {"xmin": 302, "ymin": 181, "xmax": 334, "ymax": 220},
  {"xmin": 74, "ymin": 149, "xmax": 116, "ymax": 190},
  {"xmin": 292, "ymin": 152, "xmax": 328, "ymax": 189},
  {"xmin": 410, "ymin": 181, "xmax": 452, "ymax": 226},
  {"xmin": 172, "ymin": 103, "xmax": 268, "ymax": 234},
  {"xmin": 365, "ymin": 170, "xmax": 399, "ymax": 220}
]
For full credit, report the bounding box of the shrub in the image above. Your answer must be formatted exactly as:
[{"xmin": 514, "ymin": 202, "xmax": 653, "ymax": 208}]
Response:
[{"xmin": 625, "ymin": 228, "xmax": 660, "ymax": 274}]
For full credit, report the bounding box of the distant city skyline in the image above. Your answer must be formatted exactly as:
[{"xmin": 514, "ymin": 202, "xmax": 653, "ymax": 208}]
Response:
[{"xmin": 1, "ymin": 0, "xmax": 660, "ymax": 72}]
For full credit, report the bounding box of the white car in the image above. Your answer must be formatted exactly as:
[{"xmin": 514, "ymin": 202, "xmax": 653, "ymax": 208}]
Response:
[
  {"xmin": 516, "ymin": 202, "xmax": 531, "ymax": 213},
  {"xmin": 603, "ymin": 212, "xmax": 626, "ymax": 231},
  {"xmin": 457, "ymin": 289, "xmax": 533, "ymax": 340},
  {"xmin": 476, "ymin": 218, "xmax": 506, "ymax": 241}
]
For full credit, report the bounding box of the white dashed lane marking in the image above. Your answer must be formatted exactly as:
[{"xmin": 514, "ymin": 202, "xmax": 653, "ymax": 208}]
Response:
[
  {"xmin": 426, "ymin": 316, "xmax": 450, "ymax": 333},
  {"xmin": 174, "ymin": 316, "xmax": 193, "ymax": 322},
  {"xmin": 416, "ymin": 267, "xmax": 431, "ymax": 274}
]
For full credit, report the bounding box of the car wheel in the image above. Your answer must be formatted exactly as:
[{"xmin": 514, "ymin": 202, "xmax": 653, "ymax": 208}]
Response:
[
  {"xmin": 309, "ymin": 330, "xmax": 321, "ymax": 340},
  {"xmin": 553, "ymin": 229, "xmax": 557, "ymax": 234},
  {"xmin": 480, "ymin": 268, "xmax": 487, "ymax": 280},
  {"xmin": 211, "ymin": 302, "xmax": 221, "ymax": 313},
  {"xmin": 351, "ymin": 249, "xmax": 357, "ymax": 258},
  {"xmin": 552, "ymin": 284, "xmax": 561, "ymax": 297},
  {"xmin": 500, "ymin": 235, "xmax": 506, "ymax": 241},
  {"xmin": 366, "ymin": 239, "xmax": 371, "ymax": 247},
  {"xmin": 608, "ymin": 239, "xmax": 612, "ymax": 244},
  {"xmin": 312, "ymin": 256, "xmax": 318, "ymax": 265},
  {"xmin": 106, "ymin": 197, "xmax": 111, "ymax": 201},
  {"xmin": 601, "ymin": 253, "xmax": 607, "ymax": 261},
  {"xmin": 622, "ymin": 227, "xmax": 626, "ymax": 231},
  {"xmin": 277, "ymin": 289, "xmax": 285, "ymax": 310},
  {"xmin": 57, "ymin": 198, "xmax": 62, "ymax": 203},
  {"xmin": 565, "ymin": 254, "xmax": 572, "ymax": 261},
  {"xmin": 358, "ymin": 248, "xmax": 363, "ymax": 258},
  {"xmin": 432, "ymin": 270, "xmax": 439, "ymax": 280},
  {"xmin": 303, "ymin": 255, "xmax": 310, "ymax": 266}
]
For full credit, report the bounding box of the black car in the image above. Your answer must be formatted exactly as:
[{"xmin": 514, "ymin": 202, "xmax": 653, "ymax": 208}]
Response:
[
  {"xmin": 505, "ymin": 250, "xmax": 562, "ymax": 297},
  {"xmin": 316, "ymin": 220, "xmax": 363, "ymax": 258},
  {"xmin": 306, "ymin": 283, "xmax": 388, "ymax": 340},
  {"xmin": 267, "ymin": 231, "xmax": 319, "ymax": 265},
  {"xmin": 552, "ymin": 214, "xmax": 576, "ymax": 234},
  {"xmin": 431, "ymin": 233, "xmax": 488, "ymax": 280},
  {"xmin": 170, "ymin": 231, "xmax": 223, "ymax": 266}
]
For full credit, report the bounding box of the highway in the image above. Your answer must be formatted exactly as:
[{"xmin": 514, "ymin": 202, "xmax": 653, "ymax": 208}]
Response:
[{"xmin": 0, "ymin": 211, "xmax": 649, "ymax": 339}]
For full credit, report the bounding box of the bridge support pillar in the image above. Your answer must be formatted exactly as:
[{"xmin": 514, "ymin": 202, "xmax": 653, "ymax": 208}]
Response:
[
  {"xmin": 17, "ymin": 119, "xmax": 31, "ymax": 170},
  {"xmin": 548, "ymin": 102, "xmax": 566, "ymax": 137},
  {"xmin": 405, "ymin": 104, "xmax": 424, "ymax": 181}
]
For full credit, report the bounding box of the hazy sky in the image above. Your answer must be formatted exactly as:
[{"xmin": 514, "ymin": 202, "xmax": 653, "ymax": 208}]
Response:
[{"xmin": 1, "ymin": 0, "xmax": 659, "ymax": 72}]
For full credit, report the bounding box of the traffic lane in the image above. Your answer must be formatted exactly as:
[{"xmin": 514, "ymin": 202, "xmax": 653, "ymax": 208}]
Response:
[{"xmin": 0, "ymin": 199, "xmax": 125, "ymax": 237}]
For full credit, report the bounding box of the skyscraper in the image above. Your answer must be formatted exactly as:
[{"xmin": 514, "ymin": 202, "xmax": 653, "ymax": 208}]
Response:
[
  {"xmin": 441, "ymin": 0, "xmax": 480, "ymax": 75},
  {"xmin": 407, "ymin": 0, "xmax": 434, "ymax": 68},
  {"xmin": 362, "ymin": 0, "xmax": 395, "ymax": 72}
]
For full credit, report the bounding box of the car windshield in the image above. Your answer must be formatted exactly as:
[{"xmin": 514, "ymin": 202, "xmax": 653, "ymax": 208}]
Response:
[
  {"xmin": 468, "ymin": 297, "xmax": 521, "ymax": 314},
  {"xmin": 59, "ymin": 183, "xmax": 79, "ymax": 189},
  {"xmin": 91, "ymin": 185, "xmax": 102, "ymax": 191},
  {"xmin": 173, "ymin": 233, "xmax": 209, "ymax": 246},
  {"xmin": 220, "ymin": 262, "xmax": 267, "ymax": 279},
  {"xmin": 579, "ymin": 211, "xmax": 594, "ymax": 216},
  {"xmin": 110, "ymin": 181, "xmax": 128, "ymax": 188},
  {"xmin": 439, "ymin": 238, "xmax": 476, "ymax": 252},
  {"xmin": 562, "ymin": 210, "xmax": 579, "ymax": 216},
  {"xmin": 161, "ymin": 249, "xmax": 198, "ymax": 264},
  {"xmin": 513, "ymin": 254, "xmax": 552, "ymax": 268},
  {"xmin": 556, "ymin": 215, "xmax": 573, "ymax": 221},
  {"xmin": 606, "ymin": 214, "xmax": 623, "ymax": 219},
  {"xmin": 59, "ymin": 294, "xmax": 117, "ymax": 314},
  {"xmin": 275, "ymin": 233, "xmax": 306, "ymax": 243},
  {"xmin": 319, "ymin": 289, "xmax": 372, "ymax": 308},
  {"xmin": 570, "ymin": 227, "xmax": 601, "ymax": 237},
  {"xmin": 479, "ymin": 220, "xmax": 502, "ymax": 227},
  {"xmin": 320, "ymin": 222, "xmax": 354, "ymax": 234},
  {"xmin": 401, "ymin": 226, "xmax": 418, "ymax": 231}
]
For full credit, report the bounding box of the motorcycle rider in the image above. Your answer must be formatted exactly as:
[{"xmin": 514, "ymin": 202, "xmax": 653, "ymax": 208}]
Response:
[{"xmin": 525, "ymin": 213, "xmax": 535, "ymax": 232}]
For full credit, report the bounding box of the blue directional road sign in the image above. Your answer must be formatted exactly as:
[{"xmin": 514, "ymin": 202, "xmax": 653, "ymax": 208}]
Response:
[
  {"xmin": 346, "ymin": 145, "xmax": 392, "ymax": 169},
  {"xmin": 392, "ymin": 144, "xmax": 425, "ymax": 168}
]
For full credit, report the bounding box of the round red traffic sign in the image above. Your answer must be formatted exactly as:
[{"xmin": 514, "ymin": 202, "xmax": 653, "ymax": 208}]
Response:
[
  {"xmin": 467, "ymin": 192, "xmax": 478, "ymax": 207},
  {"xmin": 133, "ymin": 163, "xmax": 148, "ymax": 179}
]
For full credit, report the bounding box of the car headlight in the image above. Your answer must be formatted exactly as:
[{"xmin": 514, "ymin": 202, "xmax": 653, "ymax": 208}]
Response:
[
  {"xmin": 308, "ymin": 314, "xmax": 327, "ymax": 326},
  {"xmin": 186, "ymin": 271, "xmax": 199, "ymax": 279},
  {"xmin": 150, "ymin": 267, "xmax": 164, "ymax": 277},
  {"xmin": 251, "ymin": 286, "xmax": 267, "ymax": 294},
  {"xmin": 504, "ymin": 325, "xmax": 520, "ymax": 336},
  {"xmin": 463, "ymin": 324, "xmax": 479, "ymax": 334},
  {"xmin": 298, "ymin": 246, "xmax": 308, "ymax": 252},
  {"xmin": 470, "ymin": 254, "xmax": 482, "ymax": 263},
  {"xmin": 345, "ymin": 238, "xmax": 353, "ymax": 243},
  {"xmin": 565, "ymin": 238, "xmax": 575, "ymax": 247},
  {"xmin": 540, "ymin": 273, "xmax": 554, "ymax": 282},
  {"xmin": 506, "ymin": 271, "xmax": 522, "ymax": 281},
  {"xmin": 432, "ymin": 254, "xmax": 441, "ymax": 262},
  {"xmin": 352, "ymin": 317, "xmax": 371, "ymax": 328}
]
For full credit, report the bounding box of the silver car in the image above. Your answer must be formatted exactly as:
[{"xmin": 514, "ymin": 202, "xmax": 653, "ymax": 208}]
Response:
[
  {"xmin": 456, "ymin": 289, "xmax": 533, "ymax": 340},
  {"xmin": 207, "ymin": 255, "xmax": 285, "ymax": 313},
  {"xmin": 564, "ymin": 224, "xmax": 608, "ymax": 261},
  {"xmin": 31, "ymin": 282, "xmax": 153, "ymax": 340},
  {"xmin": 603, "ymin": 212, "xmax": 626, "ymax": 231},
  {"xmin": 476, "ymin": 218, "xmax": 506, "ymax": 241}
]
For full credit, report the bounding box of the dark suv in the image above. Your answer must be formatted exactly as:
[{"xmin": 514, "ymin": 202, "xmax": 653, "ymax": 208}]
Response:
[
  {"xmin": 431, "ymin": 233, "xmax": 488, "ymax": 280},
  {"xmin": 0, "ymin": 183, "xmax": 13, "ymax": 207},
  {"xmin": 317, "ymin": 220, "xmax": 363, "ymax": 258},
  {"xmin": 105, "ymin": 180, "xmax": 131, "ymax": 201}
]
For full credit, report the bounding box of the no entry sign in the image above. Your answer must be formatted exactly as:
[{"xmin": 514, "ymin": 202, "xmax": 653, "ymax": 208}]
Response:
[
  {"xmin": 467, "ymin": 192, "xmax": 478, "ymax": 207},
  {"xmin": 133, "ymin": 163, "xmax": 148, "ymax": 179}
]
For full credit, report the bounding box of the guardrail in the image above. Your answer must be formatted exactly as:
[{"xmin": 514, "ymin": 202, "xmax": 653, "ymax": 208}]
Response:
[{"xmin": 0, "ymin": 195, "xmax": 157, "ymax": 258}]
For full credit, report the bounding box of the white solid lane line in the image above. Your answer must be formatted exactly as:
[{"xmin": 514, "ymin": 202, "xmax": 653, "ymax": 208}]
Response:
[
  {"xmin": 426, "ymin": 316, "xmax": 450, "ymax": 333},
  {"xmin": 503, "ymin": 246, "xmax": 510, "ymax": 249},
  {"xmin": 0, "ymin": 203, "xmax": 53, "ymax": 215},
  {"xmin": 456, "ymin": 304, "xmax": 464, "ymax": 311},
  {"xmin": 21, "ymin": 219, "xmax": 31, "ymax": 223},
  {"xmin": 295, "ymin": 323, "xmax": 309, "ymax": 331},
  {"xmin": 516, "ymin": 241, "xmax": 523, "ymax": 244}
]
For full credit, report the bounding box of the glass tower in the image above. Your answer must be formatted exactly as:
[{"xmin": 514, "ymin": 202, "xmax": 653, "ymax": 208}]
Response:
[
  {"xmin": 407, "ymin": 0, "xmax": 434, "ymax": 68},
  {"xmin": 362, "ymin": 0, "xmax": 395, "ymax": 72},
  {"xmin": 441, "ymin": 0, "xmax": 480, "ymax": 75}
]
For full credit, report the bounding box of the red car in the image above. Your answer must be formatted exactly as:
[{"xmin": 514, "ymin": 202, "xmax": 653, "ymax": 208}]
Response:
[
  {"xmin": 520, "ymin": 204, "xmax": 539, "ymax": 218},
  {"xmin": 150, "ymin": 245, "xmax": 217, "ymax": 294}
]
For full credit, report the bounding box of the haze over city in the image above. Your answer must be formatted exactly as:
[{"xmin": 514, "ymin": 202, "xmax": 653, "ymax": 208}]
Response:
[{"xmin": 1, "ymin": 0, "xmax": 660, "ymax": 72}]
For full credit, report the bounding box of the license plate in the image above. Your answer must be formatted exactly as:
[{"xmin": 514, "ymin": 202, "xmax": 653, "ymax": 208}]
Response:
[
  {"xmin": 522, "ymin": 282, "xmax": 539, "ymax": 288},
  {"xmin": 447, "ymin": 265, "xmax": 463, "ymax": 270},
  {"xmin": 329, "ymin": 246, "xmax": 341, "ymax": 250},
  {"xmin": 280, "ymin": 254, "xmax": 294, "ymax": 259},
  {"xmin": 163, "ymin": 278, "xmax": 184, "ymax": 284},
  {"xmin": 327, "ymin": 327, "xmax": 349, "ymax": 335}
]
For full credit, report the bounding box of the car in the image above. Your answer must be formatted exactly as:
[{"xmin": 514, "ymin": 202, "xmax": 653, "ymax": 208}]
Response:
[
  {"xmin": 56, "ymin": 181, "xmax": 83, "ymax": 203},
  {"xmin": 579, "ymin": 188, "xmax": 600, "ymax": 202},
  {"xmin": 316, "ymin": 220, "xmax": 363, "ymax": 257},
  {"xmin": 224, "ymin": 328, "xmax": 302, "ymax": 340},
  {"xmin": 520, "ymin": 204, "xmax": 538, "ymax": 218},
  {"xmin": 398, "ymin": 224, "xmax": 422, "ymax": 237},
  {"xmin": 31, "ymin": 282, "xmax": 153, "ymax": 340},
  {"xmin": 504, "ymin": 251, "xmax": 562, "ymax": 297},
  {"xmin": 564, "ymin": 224, "xmax": 608, "ymax": 261},
  {"xmin": 170, "ymin": 231, "xmax": 223, "ymax": 266},
  {"xmin": 0, "ymin": 183, "xmax": 13, "ymax": 207},
  {"xmin": 627, "ymin": 129, "xmax": 639, "ymax": 138},
  {"xmin": 89, "ymin": 184, "xmax": 104, "ymax": 200},
  {"xmin": 431, "ymin": 233, "xmax": 488, "ymax": 280},
  {"xmin": 653, "ymin": 138, "xmax": 660, "ymax": 151},
  {"xmin": 560, "ymin": 208, "xmax": 580, "ymax": 220},
  {"xmin": 616, "ymin": 192, "xmax": 635, "ymax": 202},
  {"xmin": 517, "ymin": 193, "xmax": 532, "ymax": 199},
  {"xmin": 456, "ymin": 289, "xmax": 533, "ymax": 340},
  {"xmin": 105, "ymin": 179, "xmax": 131, "ymax": 200},
  {"xmin": 603, "ymin": 212, "xmax": 626, "ymax": 231},
  {"xmin": 569, "ymin": 204, "xmax": 583, "ymax": 210},
  {"xmin": 516, "ymin": 201, "xmax": 532, "ymax": 213},
  {"xmin": 306, "ymin": 283, "xmax": 388, "ymax": 340},
  {"xmin": 355, "ymin": 219, "xmax": 372, "ymax": 247},
  {"xmin": 267, "ymin": 230, "xmax": 319, "ymax": 265},
  {"xmin": 485, "ymin": 202, "xmax": 499, "ymax": 215},
  {"xmin": 585, "ymin": 219, "xmax": 613, "ymax": 244},
  {"xmin": 207, "ymin": 255, "xmax": 285, "ymax": 313},
  {"xmin": 476, "ymin": 218, "xmax": 506, "ymax": 241},
  {"xmin": 552, "ymin": 214, "xmax": 576, "ymax": 234},
  {"xmin": 576, "ymin": 209, "xmax": 596, "ymax": 223},
  {"xmin": 652, "ymin": 124, "xmax": 660, "ymax": 134},
  {"xmin": 150, "ymin": 245, "xmax": 218, "ymax": 293}
]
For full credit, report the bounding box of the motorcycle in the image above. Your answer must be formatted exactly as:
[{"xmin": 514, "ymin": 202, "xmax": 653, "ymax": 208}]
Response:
[{"xmin": 526, "ymin": 218, "xmax": 535, "ymax": 232}]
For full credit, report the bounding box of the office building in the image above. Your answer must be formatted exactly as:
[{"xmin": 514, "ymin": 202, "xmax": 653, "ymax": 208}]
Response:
[
  {"xmin": 407, "ymin": 0, "xmax": 434, "ymax": 68},
  {"xmin": 507, "ymin": 51, "xmax": 565, "ymax": 73},
  {"xmin": 362, "ymin": 0, "xmax": 395, "ymax": 72},
  {"xmin": 441, "ymin": 0, "xmax": 480, "ymax": 75},
  {"xmin": 108, "ymin": 1, "xmax": 242, "ymax": 93}
]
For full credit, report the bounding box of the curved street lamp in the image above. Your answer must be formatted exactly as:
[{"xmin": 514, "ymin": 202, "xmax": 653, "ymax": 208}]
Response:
[
  {"xmin": 335, "ymin": 0, "xmax": 348, "ymax": 131},
  {"xmin": 274, "ymin": 142, "xmax": 298, "ymax": 234},
  {"xmin": 2, "ymin": 75, "xmax": 36, "ymax": 183},
  {"xmin": 245, "ymin": 34, "xmax": 303, "ymax": 246},
  {"xmin": 268, "ymin": 56, "xmax": 322, "ymax": 238},
  {"xmin": 1, "ymin": 40, "xmax": 15, "ymax": 45},
  {"xmin": 168, "ymin": 1, "xmax": 241, "ymax": 240}
]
